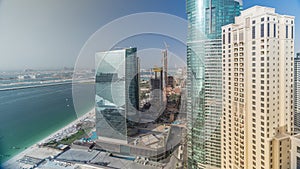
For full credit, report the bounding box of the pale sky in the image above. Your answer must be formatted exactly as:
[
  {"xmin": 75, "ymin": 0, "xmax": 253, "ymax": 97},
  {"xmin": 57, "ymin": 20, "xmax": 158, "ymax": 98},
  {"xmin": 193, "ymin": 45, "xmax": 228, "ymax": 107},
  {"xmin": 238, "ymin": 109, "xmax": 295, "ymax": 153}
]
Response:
[
  {"xmin": 0, "ymin": 0, "xmax": 299, "ymax": 70},
  {"xmin": 0, "ymin": 0, "xmax": 186, "ymax": 71}
]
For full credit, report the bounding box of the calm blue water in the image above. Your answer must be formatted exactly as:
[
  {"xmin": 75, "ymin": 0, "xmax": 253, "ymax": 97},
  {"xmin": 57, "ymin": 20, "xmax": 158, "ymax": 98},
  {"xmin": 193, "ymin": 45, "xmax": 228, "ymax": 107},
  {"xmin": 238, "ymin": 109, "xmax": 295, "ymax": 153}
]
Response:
[{"xmin": 0, "ymin": 83, "xmax": 94, "ymax": 165}]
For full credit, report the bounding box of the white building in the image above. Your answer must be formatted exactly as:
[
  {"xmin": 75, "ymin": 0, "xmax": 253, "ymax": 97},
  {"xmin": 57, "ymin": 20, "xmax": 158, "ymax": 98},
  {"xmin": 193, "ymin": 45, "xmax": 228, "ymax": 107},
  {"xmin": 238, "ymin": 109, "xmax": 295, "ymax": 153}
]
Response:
[{"xmin": 221, "ymin": 6, "xmax": 294, "ymax": 169}]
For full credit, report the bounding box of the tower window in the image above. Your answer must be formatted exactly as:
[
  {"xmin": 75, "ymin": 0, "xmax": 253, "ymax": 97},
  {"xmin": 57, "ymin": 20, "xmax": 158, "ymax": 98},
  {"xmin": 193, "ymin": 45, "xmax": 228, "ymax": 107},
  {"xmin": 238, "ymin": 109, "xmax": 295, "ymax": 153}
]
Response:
[
  {"xmin": 252, "ymin": 26, "xmax": 256, "ymax": 39},
  {"xmin": 261, "ymin": 24, "xmax": 264, "ymax": 38},
  {"xmin": 267, "ymin": 23, "xmax": 270, "ymax": 37},
  {"xmin": 274, "ymin": 24, "xmax": 276, "ymax": 37},
  {"xmin": 291, "ymin": 26, "xmax": 294, "ymax": 39},
  {"xmin": 286, "ymin": 25, "xmax": 288, "ymax": 38}
]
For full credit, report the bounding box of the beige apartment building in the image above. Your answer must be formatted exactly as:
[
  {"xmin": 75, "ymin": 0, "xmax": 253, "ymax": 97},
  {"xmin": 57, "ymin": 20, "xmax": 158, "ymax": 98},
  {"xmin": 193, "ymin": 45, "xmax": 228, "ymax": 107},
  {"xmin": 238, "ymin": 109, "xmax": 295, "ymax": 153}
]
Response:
[{"xmin": 221, "ymin": 6, "xmax": 294, "ymax": 169}]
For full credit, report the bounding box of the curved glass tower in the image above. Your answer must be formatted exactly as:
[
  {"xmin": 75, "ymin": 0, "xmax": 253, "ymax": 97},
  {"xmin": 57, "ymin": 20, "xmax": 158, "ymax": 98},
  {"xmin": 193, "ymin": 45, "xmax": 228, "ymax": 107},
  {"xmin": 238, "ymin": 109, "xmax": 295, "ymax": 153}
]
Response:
[{"xmin": 186, "ymin": 0, "xmax": 242, "ymax": 168}]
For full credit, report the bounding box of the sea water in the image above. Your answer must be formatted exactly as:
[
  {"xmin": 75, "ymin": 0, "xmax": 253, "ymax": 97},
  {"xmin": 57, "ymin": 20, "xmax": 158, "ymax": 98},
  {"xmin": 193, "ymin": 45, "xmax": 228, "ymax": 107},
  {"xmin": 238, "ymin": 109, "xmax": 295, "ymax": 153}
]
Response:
[{"xmin": 0, "ymin": 83, "xmax": 94, "ymax": 164}]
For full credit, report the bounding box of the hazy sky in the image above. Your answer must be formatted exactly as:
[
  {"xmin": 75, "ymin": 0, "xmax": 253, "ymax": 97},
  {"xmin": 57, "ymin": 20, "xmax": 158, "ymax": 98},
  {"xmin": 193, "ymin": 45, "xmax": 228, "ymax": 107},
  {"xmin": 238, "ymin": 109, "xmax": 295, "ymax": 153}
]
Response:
[
  {"xmin": 0, "ymin": 0, "xmax": 299, "ymax": 70},
  {"xmin": 0, "ymin": 0, "xmax": 186, "ymax": 70}
]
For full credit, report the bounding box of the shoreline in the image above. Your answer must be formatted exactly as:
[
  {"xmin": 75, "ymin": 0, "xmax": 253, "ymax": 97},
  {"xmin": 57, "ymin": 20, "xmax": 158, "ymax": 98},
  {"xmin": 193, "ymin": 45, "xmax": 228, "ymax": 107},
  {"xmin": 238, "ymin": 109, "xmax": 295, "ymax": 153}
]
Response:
[{"xmin": 2, "ymin": 108, "xmax": 95, "ymax": 169}]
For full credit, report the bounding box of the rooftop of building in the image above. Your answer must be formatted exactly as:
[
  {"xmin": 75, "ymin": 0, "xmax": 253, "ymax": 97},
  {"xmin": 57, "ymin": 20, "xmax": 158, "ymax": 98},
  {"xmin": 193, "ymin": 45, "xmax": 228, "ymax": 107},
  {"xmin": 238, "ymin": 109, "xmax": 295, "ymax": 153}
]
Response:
[
  {"xmin": 239, "ymin": 5, "xmax": 294, "ymax": 19},
  {"xmin": 52, "ymin": 148, "xmax": 163, "ymax": 169},
  {"xmin": 127, "ymin": 124, "xmax": 171, "ymax": 149},
  {"xmin": 241, "ymin": 5, "xmax": 275, "ymax": 16},
  {"xmin": 222, "ymin": 5, "xmax": 295, "ymax": 30}
]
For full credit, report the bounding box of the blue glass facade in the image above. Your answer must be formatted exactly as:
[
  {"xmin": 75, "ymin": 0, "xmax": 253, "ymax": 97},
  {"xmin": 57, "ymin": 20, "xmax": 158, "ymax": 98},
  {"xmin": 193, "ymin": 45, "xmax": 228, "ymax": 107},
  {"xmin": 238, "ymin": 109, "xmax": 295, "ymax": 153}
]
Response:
[
  {"xmin": 186, "ymin": 0, "xmax": 241, "ymax": 168},
  {"xmin": 95, "ymin": 48, "xmax": 139, "ymax": 143}
]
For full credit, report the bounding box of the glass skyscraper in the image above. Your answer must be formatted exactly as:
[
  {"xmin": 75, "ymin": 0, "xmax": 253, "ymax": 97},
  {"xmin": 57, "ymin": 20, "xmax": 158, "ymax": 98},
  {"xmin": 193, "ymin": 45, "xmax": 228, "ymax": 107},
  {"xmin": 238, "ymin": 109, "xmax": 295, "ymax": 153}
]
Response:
[
  {"xmin": 186, "ymin": 0, "xmax": 242, "ymax": 168},
  {"xmin": 95, "ymin": 48, "xmax": 139, "ymax": 143}
]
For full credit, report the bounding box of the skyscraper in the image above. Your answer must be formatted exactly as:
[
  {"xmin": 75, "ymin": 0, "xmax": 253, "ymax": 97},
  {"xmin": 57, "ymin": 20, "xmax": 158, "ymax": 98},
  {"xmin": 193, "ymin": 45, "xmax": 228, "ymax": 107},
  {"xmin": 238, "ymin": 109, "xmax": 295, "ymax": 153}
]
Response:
[
  {"xmin": 222, "ymin": 6, "xmax": 294, "ymax": 169},
  {"xmin": 163, "ymin": 49, "xmax": 168, "ymax": 88},
  {"xmin": 95, "ymin": 48, "xmax": 139, "ymax": 144},
  {"xmin": 186, "ymin": 0, "xmax": 242, "ymax": 168},
  {"xmin": 295, "ymin": 52, "xmax": 300, "ymax": 133}
]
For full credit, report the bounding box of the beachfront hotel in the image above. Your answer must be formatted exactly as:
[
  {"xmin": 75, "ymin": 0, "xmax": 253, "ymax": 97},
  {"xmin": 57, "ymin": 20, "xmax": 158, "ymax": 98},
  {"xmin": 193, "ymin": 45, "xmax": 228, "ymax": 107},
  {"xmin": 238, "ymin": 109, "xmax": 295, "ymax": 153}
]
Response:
[
  {"xmin": 95, "ymin": 47, "xmax": 140, "ymax": 144},
  {"xmin": 222, "ymin": 6, "xmax": 294, "ymax": 169},
  {"xmin": 186, "ymin": 0, "xmax": 242, "ymax": 168}
]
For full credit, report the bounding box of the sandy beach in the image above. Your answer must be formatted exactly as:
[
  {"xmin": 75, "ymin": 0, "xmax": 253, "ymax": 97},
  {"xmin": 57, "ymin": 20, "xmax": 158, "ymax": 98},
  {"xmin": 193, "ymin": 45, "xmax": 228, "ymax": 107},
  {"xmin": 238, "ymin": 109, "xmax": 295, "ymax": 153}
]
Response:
[{"xmin": 2, "ymin": 108, "xmax": 95, "ymax": 169}]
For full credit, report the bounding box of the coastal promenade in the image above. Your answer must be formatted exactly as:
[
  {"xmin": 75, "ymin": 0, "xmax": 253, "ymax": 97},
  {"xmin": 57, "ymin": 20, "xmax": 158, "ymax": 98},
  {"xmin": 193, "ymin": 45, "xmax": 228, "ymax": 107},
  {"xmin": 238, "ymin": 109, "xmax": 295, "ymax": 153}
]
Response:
[{"xmin": 2, "ymin": 109, "xmax": 95, "ymax": 169}]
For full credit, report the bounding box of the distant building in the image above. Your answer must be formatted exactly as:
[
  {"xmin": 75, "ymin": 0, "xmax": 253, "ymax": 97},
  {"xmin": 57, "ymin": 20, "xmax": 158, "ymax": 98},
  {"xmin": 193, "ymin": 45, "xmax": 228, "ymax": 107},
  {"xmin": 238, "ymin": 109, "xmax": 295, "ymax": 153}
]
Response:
[
  {"xmin": 295, "ymin": 52, "xmax": 300, "ymax": 133},
  {"xmin": 163, "ymin": 49, "xmax": 168, "ymax": 88},
  {"xmin": 95, "ymin": 48, "xmax": 139, "ymax": 144},
  {"xmin": 137, "ymin": 57, "xmax": 141, "ymax": 109},
  {"xmin": 167, "ymin": 76, "xmax": 175, "ymax": 88},
  {"xmin": 222, "ymin": 6, "xmax": 294, "ymax": 169},
  {"xmin": 150, "ymin": 67, "xmax": 164, "ymax": 103}
]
